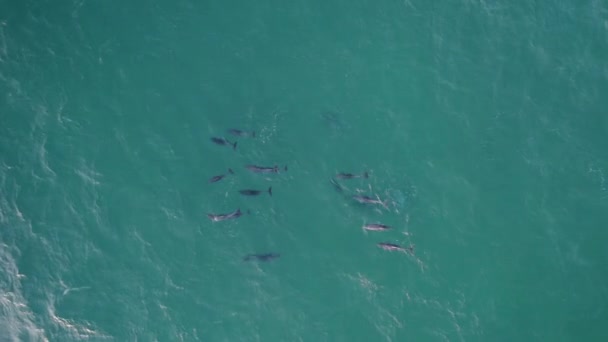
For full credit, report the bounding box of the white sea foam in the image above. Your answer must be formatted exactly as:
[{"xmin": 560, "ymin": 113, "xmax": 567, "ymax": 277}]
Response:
[{"xmin": 0, "ymin": 244, "xmax": 48, "ymax": 342}]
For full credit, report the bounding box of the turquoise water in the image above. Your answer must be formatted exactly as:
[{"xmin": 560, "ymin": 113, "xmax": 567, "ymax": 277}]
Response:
[{"xmin": 2, "ymin": 0, "xmax": 608, "ymax": 341}]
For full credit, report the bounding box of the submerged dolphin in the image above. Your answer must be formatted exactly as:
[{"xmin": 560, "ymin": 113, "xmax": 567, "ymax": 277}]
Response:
[
  {"xmin": 239, "ymin": 187, "xmax": 272, "ymax": 196},
  {"xmin": 243, "ymin": 253, "xmax": 280, "ymax": 262},
  {"xmin": 207, "ymin": 208, "xmax": 242, "ymax": 222},
  {"xmin": 336, "ymin": 172, "xmax": 369, "ymax": 180},
  {"xmin": 227, "ymin": 129, "xmax": 255, "ymax": 138},
  {"xmin": 245, "ymin": 165, "xmax": 287, "ymax": 174},
  {"xmin": 330, "ymin": 178, "xmax": 346, "ymax": 193},
  {"xmin": 211, "ymin": 137, "xmax": 237, "ymax": 150}
]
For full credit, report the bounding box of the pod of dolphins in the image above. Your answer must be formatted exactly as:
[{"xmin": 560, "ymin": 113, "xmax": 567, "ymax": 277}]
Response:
[
  {"xmin": 208, "ymin": 128, "xmax": 414, "ymax": 263},
  {"xmin": 331, "ymin": 174, "xmax": 415, "ymax": 255}
]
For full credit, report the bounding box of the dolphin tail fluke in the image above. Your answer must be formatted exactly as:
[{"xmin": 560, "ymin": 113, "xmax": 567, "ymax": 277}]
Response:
[
  {"xmin": 228, "ymin": 168, "xmax": 234, "ymax": 174},
  {"xmin": 363, "ymin": 171, "xmax": 369, "ymax": 178},
  {"xmin": 284, "ymin": 165, "xmax": 288, "ymax": 171},
  {"xmin": 233, "ymin": 142, "xmax": 238, "ymax": 150},
  {"xmin": 252, "ymin": 131, "xmax": 256, "ymax": 137},
  {"xmin": 268, "ymin": 187, "xmax": 272, "ymax": 196}
]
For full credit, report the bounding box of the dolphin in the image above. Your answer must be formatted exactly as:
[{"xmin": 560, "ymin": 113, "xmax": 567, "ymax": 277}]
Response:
[
  {"xmin": 208, "ymin": 168, "xmax": 234, "ymax": 183},
  {"xmin": 377, "ymin": 242, "xmax": 414, "ymax": 254},
  {"xmin": 363, "ymin": 223, "xmax": 391, "ymax": 231},
  {"xmin": 207, "ymin": 208, "xmax": 242, "ymax": 222},
  {"xmin": 353, "ymin": 195, "xmax": 388, "ymax": 208}
]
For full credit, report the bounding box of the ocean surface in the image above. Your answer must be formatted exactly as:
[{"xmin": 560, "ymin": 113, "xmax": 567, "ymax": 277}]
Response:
[{"xmin": 1, "ymin": 0, "xmax": 608, "ymax": 341}]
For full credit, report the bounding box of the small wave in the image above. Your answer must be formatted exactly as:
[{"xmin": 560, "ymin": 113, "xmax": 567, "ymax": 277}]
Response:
[
  {"xmin": 0, "ymin": 22, "xmax": 7, "ymax": 62},
  {"xmin": 46, "ymin": 295, "xmax": 111, "ymax": 340},
  {"xmin": 74, "ymin": 164, "xmax": 102, "ymax": 187},
  {"xmin": 37, "ymin": 135, "xmax": 57, "ymax": 179}
]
